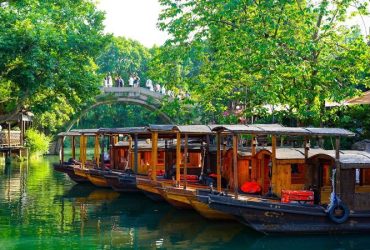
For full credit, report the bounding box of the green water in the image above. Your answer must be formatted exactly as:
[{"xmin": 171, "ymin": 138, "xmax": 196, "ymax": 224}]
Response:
[{"xmin": 1, "ymin": 157, "xmax": 370, "ymax": 250}]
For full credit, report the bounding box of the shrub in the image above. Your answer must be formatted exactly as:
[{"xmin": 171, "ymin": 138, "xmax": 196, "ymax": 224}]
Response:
[{"xmin": 25, "ymin": 128, "xmax": 51, "ymax": 156}]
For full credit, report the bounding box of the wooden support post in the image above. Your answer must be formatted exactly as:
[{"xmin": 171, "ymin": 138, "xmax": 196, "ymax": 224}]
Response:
[
  {"xmin": 61, "ymin": 136, "xmax": 65, "ymax": 165},
  {"xmin": 176, "ymin": 132, "xmax": 181, "ymax": 186},
  {"xmin": 81, "ymin": 135, "xmax": 86, "ymax": 168},
  {"xmin": 72, "ymin": 136, "xmax": 76, "ymax": 160},
  {"xmin": 94, "ymin": 135, "xmax": 100, "ymax": 168},
  {"xmin": 251, "ymin": 135, "xmax": 256, "ymax": 180},
  {"xmin": 20, "ymin": 120, "xmax": 23, "ymax": 146},
  {"xmin": 233, "ymin": 134, "xmax": 238, "ymax": 199},
  {"xmin": 304, "ymin": 136, "xmax": 309, "ymax": 161},
  {"xmin": 7, "ymin": 122, "xmax": 11, "ymax": 148},
  {"xmin": 134, "ymin": 133, "xmax": 138, "ymax": 174},
  {"xmin": 100, "ymin": 135, "xmax": 105, "ymax": 169},
  {"xmin": 109, "ymin": 136, "xmax": 114, "ymax": 169},
  {"xmin": 335, "ymin": 136, "xmax": 341, "ymax": 195},
  {"xmin": 151, "ymin": 131, "xmax": 158, "ymax": 181},
  {"xmin": 184, "ymin": 134, "xmax": 188, "ymax": 189},
  {"xmin": 271, "ymin": 135, "xmax": 277, "ymax": 194},
  {"xmin": 217, "ymin": 132, "xmax": 222, "ymax": 192},
  {"xmin": 206, "ymin": 134, "xmax": 210, "ymax": 173}
]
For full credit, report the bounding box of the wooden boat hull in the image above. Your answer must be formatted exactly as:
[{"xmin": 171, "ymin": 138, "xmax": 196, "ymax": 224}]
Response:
[
  {"xmin": 136, "ymin": 177, "xmax": 165, "ymax": 201},
  {"xmin": 53, "ymin": 163, "xmax": 89, "ymax": 183},
  {"xmin": 164, "ymin": 186, "xmax": 235, "ymax": 218},
  {"xmin": 160, "ymin": 187, "xmax": 193, "ymax": 209},
  {"xmin": 189, "ymin": 199, "xmax": 234, "ymax": 220},
  {"xmin": 88, "ymin": 169, "xmax": 110, "ymax": 188},
  {"xmin": 208, "ymin": 194, "xmax": 370, "ymax": 234},
  {"xmin": 105, "ymin": 174, "xmax": 139, "ymax": 192},
  {"xmin": 74, "ymin": 167, "xmax": 90, "ymax": 179}
]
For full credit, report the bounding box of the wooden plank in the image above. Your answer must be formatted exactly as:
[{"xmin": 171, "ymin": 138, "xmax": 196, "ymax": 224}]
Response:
[{"xmin": 277, "ymin": 159, "xmax": 305, "ymax": 165}]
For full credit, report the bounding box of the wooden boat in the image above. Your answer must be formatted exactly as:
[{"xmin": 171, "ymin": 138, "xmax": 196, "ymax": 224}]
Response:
[
  {"xmin": 53, "ymin": 163, "xmax": 89, "ymax": 183},
  {"xmin": 198, "ymin": 124, "xmax": 370, "ymax": 234},
  {"xmin": 87, "ymin": 169, "xmax": 111, "ymax": 188},
  {"xmin": 105, "ymin": 172, "xmax": 140, "ymax": 192},
  {"xmin": 54, "ymin": 129, "xmax": 100, "ymax": 184},
  {"xmin": 99, "ymin": 127, "xmax": 167, "ymax": 193},
  {"xmin": 135, "ymin": 125, "xmax": 235, "ymax": 218}
]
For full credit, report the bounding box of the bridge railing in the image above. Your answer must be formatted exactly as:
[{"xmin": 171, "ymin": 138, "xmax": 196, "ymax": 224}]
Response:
[{"xmin": 100, "ymin": 87, "xmax": 165, "ymax": 100}]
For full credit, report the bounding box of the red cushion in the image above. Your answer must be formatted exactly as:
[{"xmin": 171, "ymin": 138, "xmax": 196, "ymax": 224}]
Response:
[
  {"xmin": 209, "ymin": 173, "xmax": 218, "ymax": 178},
  {"xmin": 180, "ymin": 174, "xmax": 198, "ymax": 181},
  {"xmin": 240, "ymin": 182, "xmax": 261, "ymax": 194},
  {"xmin": 156, "ymin": 170, "xmax": 165, "ymax": 176}
]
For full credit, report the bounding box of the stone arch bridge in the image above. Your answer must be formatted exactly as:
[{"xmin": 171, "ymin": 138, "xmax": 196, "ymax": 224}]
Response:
[{"xmin": 65, "ymin": 86, "xmax": 173, "ymax": 132}]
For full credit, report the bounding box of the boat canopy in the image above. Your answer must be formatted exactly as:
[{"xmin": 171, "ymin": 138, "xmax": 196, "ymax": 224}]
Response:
[
  {"xmin": 211, "ymin": 124, "xmax": 354, "ymax": 137},
  {"xmin": 174, "ymin": 125, "xmax": 212, "ymax": 134},
  {"xmin": 148, "ymin": 124, "xmax": 175, "ymax": 132},
  {"xmin": 58, "ymin": 129, "xmax": 99, "ymax": 136},
  {"xmin": 98, "ymin": 127, "xmax": 149, "ymax": 134}
]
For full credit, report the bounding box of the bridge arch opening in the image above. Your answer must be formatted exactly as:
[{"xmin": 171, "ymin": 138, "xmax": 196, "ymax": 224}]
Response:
[{"xmin": 66, "ymin": 99, "xmax": 173, "ymax": 132}]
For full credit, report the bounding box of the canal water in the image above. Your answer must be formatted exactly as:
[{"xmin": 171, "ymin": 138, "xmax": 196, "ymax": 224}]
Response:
[{"xmin": 1, "ymin": 157, "xmax": 370, "ymax": 250}]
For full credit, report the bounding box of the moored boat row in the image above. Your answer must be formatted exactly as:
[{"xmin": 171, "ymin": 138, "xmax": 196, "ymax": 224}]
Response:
[{"xmin": 54, "ymin": 124, "xmax": 370, "ymax": 234}]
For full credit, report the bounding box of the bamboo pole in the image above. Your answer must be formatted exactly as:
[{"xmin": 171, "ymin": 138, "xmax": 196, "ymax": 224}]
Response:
[
  {"xmin": 151, "ymin": 132, "xmax": 158, "ymax": 181},
  {"xmin": 184, "ymin": 134, "xmax": 188, "ymax": 189},
  {"xmin": 176, "ymin": 132, "xmax": 181, "ymax": 186},
  {"xmin": 217, "ymin": 132, "xmax": 221, "ymax": 192},
  {"xmin": 233, "ymin": 134, "xmax": 238, "ymax": 199}
]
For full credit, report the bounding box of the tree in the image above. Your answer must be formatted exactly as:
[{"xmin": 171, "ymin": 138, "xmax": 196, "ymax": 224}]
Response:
[
  {"xmin": 97, "ymin": 36, "xmax": 151, "ymax": 84},
  {"xmin": 156, "ymin": 0, "xmax": 370, "ymax": 125},
  {"xmin": 0, "ymin": 0, "xmax": 107, "ymax": 132}
]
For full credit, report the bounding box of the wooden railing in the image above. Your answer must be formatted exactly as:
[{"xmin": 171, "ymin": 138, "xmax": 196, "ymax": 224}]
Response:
[{"xmin": 0, "ymin": 130, "xmax": 21, "ymax": 147}]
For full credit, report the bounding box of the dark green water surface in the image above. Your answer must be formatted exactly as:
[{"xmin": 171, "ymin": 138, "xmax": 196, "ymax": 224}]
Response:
[{"xmin": 1, "ymin": 157, "xmax": 370, "ymax": 250}]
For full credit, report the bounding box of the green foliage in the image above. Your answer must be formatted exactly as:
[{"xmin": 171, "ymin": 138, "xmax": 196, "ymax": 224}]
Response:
[
  {"xmin": 0, "ymin": 0, "xmax": 108, "ymax": 132},
  {"xmin": 97, "ymin": 36, "xmax": 151, "ymax": 83},
  {"xmin": 154, "ymin": 0, "xmax": 370, "ymax": 125},
  {"xmin": 72, "ymin": 103, "xmax": 167, "ymax": 129},
  {"xmin": 25, "ymin": 128, "xmax": 51, "ymax": 155}
]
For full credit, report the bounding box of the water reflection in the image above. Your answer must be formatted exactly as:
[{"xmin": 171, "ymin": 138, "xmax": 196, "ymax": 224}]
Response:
[{"xmin": 1, "ymin": 157, "xmax": 370, "ymax": 249}]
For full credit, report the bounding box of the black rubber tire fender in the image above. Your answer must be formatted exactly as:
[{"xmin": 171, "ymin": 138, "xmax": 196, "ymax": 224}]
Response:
[{"xmin": 327, "ymin": 202, "xmax": 350, "ymax": 224}]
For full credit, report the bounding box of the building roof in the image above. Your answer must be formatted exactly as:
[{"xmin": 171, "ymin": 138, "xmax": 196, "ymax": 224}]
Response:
[{"xmin": 346, "ymin": 91, "xmax": 370, "ymax": 105}]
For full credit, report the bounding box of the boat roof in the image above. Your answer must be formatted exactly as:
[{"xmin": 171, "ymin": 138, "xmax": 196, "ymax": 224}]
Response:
[
  {"xmin": 58, "ymin": 129, "xmax": 99, "ymax": 136},
  {"xmin": 98, "ymin": 127, "xmax": 149, "ymax": 134},
  {"xmin": 211, "ymin": 124, "xmax": 354, "ymax": 137},
  {"xmin": 114, "ymin": 140, "xmax": 167, "ymax": 149},
  {"xmin": 174, "ymin": 125, "xmax": 212, "ymax": 134},
  {"xmin": 148, "ymin": 124, "xmax": 175, "ymax": 132}
]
